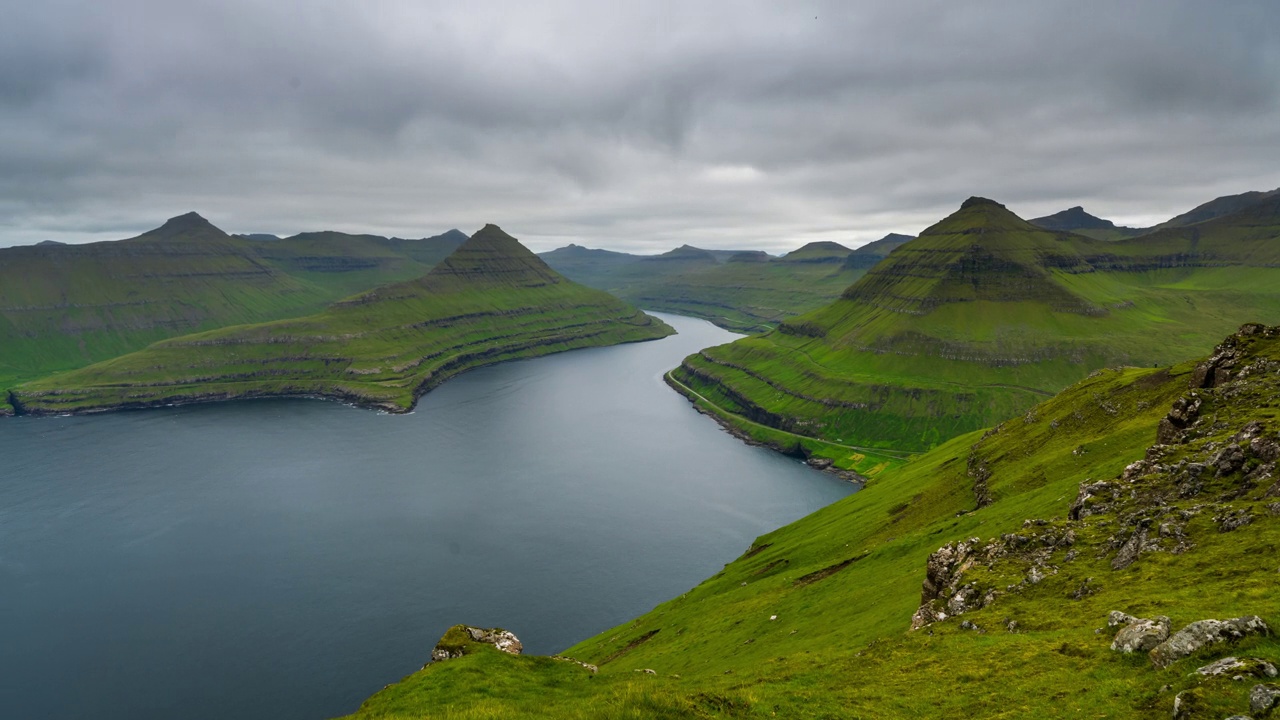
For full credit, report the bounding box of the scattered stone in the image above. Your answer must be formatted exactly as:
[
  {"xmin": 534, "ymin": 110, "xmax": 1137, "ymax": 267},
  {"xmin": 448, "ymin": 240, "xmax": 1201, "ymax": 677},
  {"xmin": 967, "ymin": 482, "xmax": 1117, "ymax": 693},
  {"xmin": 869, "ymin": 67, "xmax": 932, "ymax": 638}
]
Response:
[
  {"xmin": 1216, "ymin": 508, "xmax": 1255, "ymax": 532},
  {"xmin": 1111, "ymin": 615, "xmax": 1171, "ymax": 654},
  {"xmin": 770, "ymin": 615, "xmax": 778, "ymax": 621},
  {"xmin": 1267, "ymin": 502, "xmax": 1280, "ymax": 517},
  {"xmin": 1006, "ymin": 620, "xmax": 1019, "ymax": 632},
  {"xmin": 1027, "ymin": 566, "xmax": 1046, "ymax": 584},
  {"xmin": 1212, "ymin": 443, "xmax": 1248, "ymax": 477},
  {"xmin": 1069, "ymin": 480, "xmax": 1121, "ymax": 520},
  {"xmin": 1112, "ymin": 526, "xmax": 1152, "ymax": 570},
  {"xmin": 552, "ymin": 656, "xmax": 599, "ymax": 673},
  {"xmin": 431, "ymin": 625, "xmax": 523, "ymax": 661},
  {"xmin": 1194, "ymin": 656, "xmax": 1278, "ymax": 678},
  {"xmin": 960, "ymin": 620, "xmax": 979, "ymax": 631},
  {"xmin": 1173, "ymin": 689, "xmax": 1202, "ymax": 720},
  {"xmin": 634, "ymin": 668, "xmax": 657, "ymax": 675},
  {"xmin": 1070, "ymin": 578, "xmax": 1097, "ymax": 600},
  {"xmin": 1149, "ymin": 616, "xmax": 1271, "ymax": 668},
  {"xmin": 1252, "ymin": 684, "xmax": 1280, "ymax": 714}
]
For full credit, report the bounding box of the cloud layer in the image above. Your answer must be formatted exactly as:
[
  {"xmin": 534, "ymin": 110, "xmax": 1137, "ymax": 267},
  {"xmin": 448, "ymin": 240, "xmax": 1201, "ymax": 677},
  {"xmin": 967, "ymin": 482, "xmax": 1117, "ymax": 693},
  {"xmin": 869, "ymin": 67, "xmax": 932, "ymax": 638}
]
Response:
[{"xmin": 4, "ymin": 0, "xmax": 1279, "ymax": 251}]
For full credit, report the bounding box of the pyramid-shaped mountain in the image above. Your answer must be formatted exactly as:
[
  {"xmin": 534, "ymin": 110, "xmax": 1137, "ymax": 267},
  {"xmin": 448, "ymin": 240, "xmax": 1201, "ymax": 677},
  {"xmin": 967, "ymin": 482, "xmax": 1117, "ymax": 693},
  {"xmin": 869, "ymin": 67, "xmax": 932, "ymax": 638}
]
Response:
[
  {"xmin": 133, "ymin": 211, "xmax": 231, "ymax": 243},
  {"xmin": 12, "ymin": 225, "xmax": 674, "ymax": 415},
  {"xmin": 417, "ymin": 224, "xmax": 565, "ymax": 290},
  {"xmin": 1030, "ymin": 206, "xmax": 1119, "ymax": 231},
  {"xmin": 843, "ymin": 197, "xmax": 1102, "ymax": 315}
]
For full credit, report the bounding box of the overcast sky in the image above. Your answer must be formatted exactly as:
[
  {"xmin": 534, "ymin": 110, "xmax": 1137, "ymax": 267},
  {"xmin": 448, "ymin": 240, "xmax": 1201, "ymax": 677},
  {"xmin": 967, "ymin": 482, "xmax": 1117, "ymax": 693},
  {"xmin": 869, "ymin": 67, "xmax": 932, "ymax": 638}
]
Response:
[{"xmin": 3, "ymin": 1, "xmax": 1279, "ymax": 252}]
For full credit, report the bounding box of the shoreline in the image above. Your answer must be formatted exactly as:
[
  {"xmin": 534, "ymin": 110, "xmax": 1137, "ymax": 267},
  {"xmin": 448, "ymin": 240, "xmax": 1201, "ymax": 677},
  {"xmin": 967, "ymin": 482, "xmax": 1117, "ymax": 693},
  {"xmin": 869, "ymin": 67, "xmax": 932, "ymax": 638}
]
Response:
[{"xmin": 662, "ymin": 371, "xmax": 867, "ymax": 485}]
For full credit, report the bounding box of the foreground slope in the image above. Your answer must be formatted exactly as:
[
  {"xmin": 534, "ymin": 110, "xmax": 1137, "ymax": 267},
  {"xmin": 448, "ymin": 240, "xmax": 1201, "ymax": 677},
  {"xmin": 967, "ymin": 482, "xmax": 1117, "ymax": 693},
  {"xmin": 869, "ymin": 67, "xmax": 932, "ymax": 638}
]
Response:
[
  {"xmin": 672, "ymin": 196, "xmax": 1280, "ymax": 458},
  {"xmin": 0, "ymin": 213, "xmax": 464, "ymax": 401},
  {"xmin": 340, "ymin": 324, "xmax": 1280, "ymax": 719},
  {"xmin": 10, "ymin": 225, "xmax": 672, "ymax": 415}
]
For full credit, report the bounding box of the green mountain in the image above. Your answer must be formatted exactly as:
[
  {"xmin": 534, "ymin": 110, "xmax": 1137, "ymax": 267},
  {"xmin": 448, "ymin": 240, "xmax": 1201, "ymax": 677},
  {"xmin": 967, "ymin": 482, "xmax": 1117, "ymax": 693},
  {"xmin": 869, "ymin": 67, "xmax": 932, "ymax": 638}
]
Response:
[
  {"xmin": 669, "ymin": 196, "xmax": 1280, "ymax": 466},
  {"xmin": 845, "ymin": 232, "xmax": 914, "ymax": 268},
  {"xmin": 0, "ymin": 213, "xmax": 464, "ymax": 402},
  {"xmin": 542, "ymin": 238, "xmax": 907, "ymax": 335},
  {"xmin": 8, "ymin": 225, "xmax": 673, "ymax": 415},
  {"xmin": 340, "ymin": 324, "xmax": 1280, "ymax": 720},
  {"xmin": 1030, "ymin": 206, "xmax": 1143, "ymax": 241}
]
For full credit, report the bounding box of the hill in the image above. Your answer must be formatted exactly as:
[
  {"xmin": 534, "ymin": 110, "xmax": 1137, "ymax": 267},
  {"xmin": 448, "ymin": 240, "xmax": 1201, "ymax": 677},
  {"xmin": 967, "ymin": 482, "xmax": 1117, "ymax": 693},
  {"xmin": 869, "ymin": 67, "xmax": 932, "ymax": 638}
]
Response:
[
  {"xmin": 1030, "ymin": 206, "xmax": 1143, "ymax": 241},
  {"xmin": 0, "ymin": 215, "xmax": 464, "ymax": 408},
  {"xmin": 541, "ymin": 237, "xmax": 907, "ymax": 334},
  {"xmin": 1153, "ymin": 188, "xmax": 1280, "ymax": 230},
  {"xmin": 669, "ymin": 196, "xmax": 1280, "ymax": 464},
  {"xmin": 338, "ymin": 323, "xmax": 1280, "ymax": 719},
  {"xmin": 8, "ymin": 225, "xmax": 673, "ymax": 415}
]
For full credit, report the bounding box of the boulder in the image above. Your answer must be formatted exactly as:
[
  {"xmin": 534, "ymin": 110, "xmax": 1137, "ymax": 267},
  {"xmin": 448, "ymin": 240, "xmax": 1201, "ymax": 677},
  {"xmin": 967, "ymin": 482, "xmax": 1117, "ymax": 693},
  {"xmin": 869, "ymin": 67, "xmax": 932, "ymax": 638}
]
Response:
[
  {"xmin": 430, "ymin": 625, "xmax": 523, "ymax": 662},
  {"xmin": 1149, "ymin": 616, "xmax": 1271, "ymax": 668},
  {"xmin": 1252, "ymin": 684, "xmax": 1280, "ymax": 715},
  {"xmin": 1194, "ymin": 656, "xmax": 1278, "ymax": 678},
  {"xmin": 1111, "ymin": 616, "xmax": 1171, "ymax": 654}
]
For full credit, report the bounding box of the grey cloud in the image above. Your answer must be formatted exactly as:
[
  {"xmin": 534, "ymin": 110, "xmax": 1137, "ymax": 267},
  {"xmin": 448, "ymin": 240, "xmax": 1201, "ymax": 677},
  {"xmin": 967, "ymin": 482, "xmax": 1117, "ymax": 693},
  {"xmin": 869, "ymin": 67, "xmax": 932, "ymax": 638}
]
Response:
[{"xmin": 2, "ymin": 1, "xmax": 1279, "ymax": 250}]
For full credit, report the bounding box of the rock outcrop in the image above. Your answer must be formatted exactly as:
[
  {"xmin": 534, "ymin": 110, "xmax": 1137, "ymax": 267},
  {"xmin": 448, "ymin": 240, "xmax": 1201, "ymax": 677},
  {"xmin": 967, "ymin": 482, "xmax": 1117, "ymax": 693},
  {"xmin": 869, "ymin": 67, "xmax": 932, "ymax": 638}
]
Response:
[
  {"xmin": 1108, "ymin": 613, "xmax": 1171, "ymax": 653},
  {"xmin": 1149, "ymin": 616, "xmax": 1271, "ymax": 668},
  {"xmin": 1193, "ymin": 656, "xmax": 1278, "ymax": 678},
  {"xmin": 430, "ymin": 625, "xmax": 523, "ymax": 662},
  {"xmin": 1253, "ymin": 684, "xmax": 1280, "ymax": 715}
]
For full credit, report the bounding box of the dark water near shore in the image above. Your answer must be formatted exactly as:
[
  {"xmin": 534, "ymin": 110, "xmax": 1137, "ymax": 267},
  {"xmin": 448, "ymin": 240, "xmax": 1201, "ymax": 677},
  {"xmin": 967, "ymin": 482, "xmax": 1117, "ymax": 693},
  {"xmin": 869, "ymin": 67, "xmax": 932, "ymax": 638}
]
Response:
[{"xmin": 0, "ymin": 313, "xmax": 853, "ymax": 720}]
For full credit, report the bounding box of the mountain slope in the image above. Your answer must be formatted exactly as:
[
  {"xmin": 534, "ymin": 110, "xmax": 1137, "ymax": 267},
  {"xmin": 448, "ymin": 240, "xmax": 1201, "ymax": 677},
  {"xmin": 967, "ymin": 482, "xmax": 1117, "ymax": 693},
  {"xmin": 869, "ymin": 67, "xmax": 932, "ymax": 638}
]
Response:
[
  {"xmin": 1152, "ymin": 188, "xmax": 1280, "ymax": 230},
  {"xmin": 9, "ymin": 225, "xmax": 672, "ymax": 415},
  {"xmin": 671, "ymin": 197, "xmax": 1280, "ymax": 459},
  {"xmin": 0, "ymin": 214, "xmax": 464, "ymax": 395},
  {"xmin": 339, "ymin": 324, "xmax": 1280, "ymax": 720}
]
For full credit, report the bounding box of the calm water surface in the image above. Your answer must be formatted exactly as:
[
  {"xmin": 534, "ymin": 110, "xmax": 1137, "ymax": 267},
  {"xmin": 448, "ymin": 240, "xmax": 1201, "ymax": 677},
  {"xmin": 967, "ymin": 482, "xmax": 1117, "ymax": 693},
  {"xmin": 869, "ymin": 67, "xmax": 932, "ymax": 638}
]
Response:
[{"xmin": 0, "ymin": 313, "xmax": 853, "ymax": 720}]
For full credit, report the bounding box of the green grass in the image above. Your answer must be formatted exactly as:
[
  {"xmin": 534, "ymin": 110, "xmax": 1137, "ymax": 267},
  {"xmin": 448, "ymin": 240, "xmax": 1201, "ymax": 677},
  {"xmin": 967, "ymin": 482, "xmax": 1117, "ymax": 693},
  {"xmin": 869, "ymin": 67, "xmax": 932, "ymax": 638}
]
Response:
[
  {"xmin": 340, "ymin": 324, "xmax": 1280, "ymax": 720},
  {"xmin": 673, "ymin": 196, "xmax": 1280, "ymax": 460},
  {"xmin": 11, "ymin": 225, "xmax": 673, "ymax": 415}
]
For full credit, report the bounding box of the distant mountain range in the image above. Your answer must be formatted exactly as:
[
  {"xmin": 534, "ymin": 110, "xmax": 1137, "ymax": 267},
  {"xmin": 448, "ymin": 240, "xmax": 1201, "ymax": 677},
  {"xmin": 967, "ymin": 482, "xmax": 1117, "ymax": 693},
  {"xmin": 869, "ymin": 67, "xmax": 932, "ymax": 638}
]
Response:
[{"xmin": 540, "ymin": 233, "xmax": 913, "ymax": 333}]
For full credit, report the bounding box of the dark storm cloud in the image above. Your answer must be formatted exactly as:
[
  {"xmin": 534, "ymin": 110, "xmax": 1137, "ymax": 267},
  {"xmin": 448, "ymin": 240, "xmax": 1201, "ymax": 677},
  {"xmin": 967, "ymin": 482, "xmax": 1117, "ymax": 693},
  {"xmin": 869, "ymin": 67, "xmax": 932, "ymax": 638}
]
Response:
[{"xmin": 2, "ymin": 0, "xmax": 1279, "ymax": 250}]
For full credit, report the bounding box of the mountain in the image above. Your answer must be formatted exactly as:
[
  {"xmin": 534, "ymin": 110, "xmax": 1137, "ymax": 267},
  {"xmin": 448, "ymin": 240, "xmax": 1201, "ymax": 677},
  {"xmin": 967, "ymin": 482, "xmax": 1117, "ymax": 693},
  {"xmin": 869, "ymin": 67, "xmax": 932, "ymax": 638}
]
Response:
[
  {"xmin": 341, "ymin": 323, "xmax": 1280, "ymax": 719},
  {"xmin": 1030, "ymin": 206, "xmax": 1143, "ymax": 240},
  {"xmin": 0, "ymin": 214, "xmax": 464, "ymax": 397},
  {"xmin": 9, "ymin": 225, "xmax": 673, "ymax": 415},
  {"xmin": 778, "ymin": 241, "xmax": 852, "ymax": 263},
  {"xmin": 669, "ymin": 196, "xmax": 1280, "ymax": 462},
  {"xmin": 1153, "ymin": 188, "xmax": 1280, "ymax": 230},
  {"xmin": 235, "ymin": 233, "xmax": 282, "ymax": 241},
  {"xmin": 844, "ymin": 232, "xmax": 915, "ymax": 268},
  {"xmin": 541, "ymin": 241, "xmax": 876, "ymax": 334}
]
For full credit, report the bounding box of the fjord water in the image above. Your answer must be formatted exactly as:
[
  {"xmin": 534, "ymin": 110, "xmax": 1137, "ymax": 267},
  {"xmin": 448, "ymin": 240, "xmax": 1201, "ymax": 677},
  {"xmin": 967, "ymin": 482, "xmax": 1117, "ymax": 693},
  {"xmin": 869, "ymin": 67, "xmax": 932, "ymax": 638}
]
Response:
[{"xmin": 0, "ymin": 313, "xmax": 852, "ymax": 720}]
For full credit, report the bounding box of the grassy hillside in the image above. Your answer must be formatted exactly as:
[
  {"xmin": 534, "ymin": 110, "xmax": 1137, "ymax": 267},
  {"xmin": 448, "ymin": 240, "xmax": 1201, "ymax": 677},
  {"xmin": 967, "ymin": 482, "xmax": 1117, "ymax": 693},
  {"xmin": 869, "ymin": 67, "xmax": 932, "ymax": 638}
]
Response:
[
  {"xmin": 543, "ymin": 238, "xmax": 910, "ymax": 334},
  {"xmin": 672, "ymin": 196, "xmax": 1280, "ymax": 458},
  {"xmin": 9, "ymin": 225, "xmax": 672, "ymax": 415},
  {"xmin": 338, "ymin": 323, "xmax": 1280, "ymax": 719},
  {"xmin": 0, "ymin": 214, "xmax": 464, "ymax": 396}
]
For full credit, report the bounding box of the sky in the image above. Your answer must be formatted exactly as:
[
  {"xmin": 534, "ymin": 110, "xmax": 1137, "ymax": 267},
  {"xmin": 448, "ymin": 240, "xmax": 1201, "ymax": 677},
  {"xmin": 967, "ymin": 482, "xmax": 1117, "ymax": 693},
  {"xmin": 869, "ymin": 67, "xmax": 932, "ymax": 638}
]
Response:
[{"xmin": 3, "ymin": 1, "xmax": 1280, "ymax": 253}]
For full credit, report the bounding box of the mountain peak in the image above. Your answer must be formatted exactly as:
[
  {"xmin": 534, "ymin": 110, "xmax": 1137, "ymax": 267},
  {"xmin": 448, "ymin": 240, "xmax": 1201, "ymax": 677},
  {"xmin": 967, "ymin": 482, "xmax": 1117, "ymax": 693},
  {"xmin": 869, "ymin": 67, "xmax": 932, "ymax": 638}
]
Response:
[
  {"xmin": 1030, "ymin": 206, "xmax": 1119, "ymax": 232},
  {"xmin": 420, "ymin": 224, "xmax": 563, "ymax": 290},
  {"xmin": 843, "ymin": 199, "xmax": 1101, "ymax": 314},
  {"xmin": 960, "ymin": 196, "xmax": 1005, "ymax": 210},
  {"xmin": 781, "ymin": 241, "xmax": 852, "ymax": 263},
  {"xmin": 135, "ymin": 212, "xmax": 228, "ymax": 242}
]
